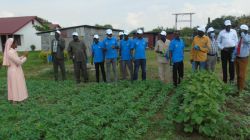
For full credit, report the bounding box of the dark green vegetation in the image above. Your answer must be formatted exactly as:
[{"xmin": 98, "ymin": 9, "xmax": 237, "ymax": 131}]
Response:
[
  {"xmin": 164, "ymin": 72, "xmax": 250, "ymax": 140},
  {"xmin": 0, "ymin": 51, "xmax": 249, "ymax": 139},
  {"xmin": 0, "ymin": 80, "xmax": 172, "ymax": 139}
]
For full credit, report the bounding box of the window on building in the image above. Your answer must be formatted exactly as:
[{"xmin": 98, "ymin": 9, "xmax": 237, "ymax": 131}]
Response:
[{"xmin": 14, "ymin": 35, "xmax": 21, "ymax": 46}]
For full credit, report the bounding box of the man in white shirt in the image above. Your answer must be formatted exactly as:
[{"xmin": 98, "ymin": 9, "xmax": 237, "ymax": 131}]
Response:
[{"xmin": 217, "ymin": 20, "xmax": 238, "ymax": 83}]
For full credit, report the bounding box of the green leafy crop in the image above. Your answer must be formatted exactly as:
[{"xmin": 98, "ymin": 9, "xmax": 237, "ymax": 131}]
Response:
[{"xmin": 166, "ymin": 71, "xmax": 230, "ymax": 137}]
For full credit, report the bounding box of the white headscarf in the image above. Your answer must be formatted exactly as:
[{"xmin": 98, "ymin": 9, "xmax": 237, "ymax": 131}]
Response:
[{"xmin": 2, "ymin": 38, "xmax": 14, "ymax": 66}]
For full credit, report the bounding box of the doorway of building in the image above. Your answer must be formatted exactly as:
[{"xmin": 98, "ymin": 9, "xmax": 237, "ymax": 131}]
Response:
[{"xmin": 1, "ymin": 35, "xmax": 7, "ymax": 52}]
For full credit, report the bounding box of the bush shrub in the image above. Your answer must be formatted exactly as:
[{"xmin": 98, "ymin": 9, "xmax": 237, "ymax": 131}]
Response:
[
  {"xmin": 30, "ymin": 45, "xmax": 36, "ymax": 51},
  {"xmin": 39, "ymin": 51, "xmax": 69, "ymax": 63},
  {"xmin": 166, "ymin": 71, "xmax": 230, "ymax": 137}
]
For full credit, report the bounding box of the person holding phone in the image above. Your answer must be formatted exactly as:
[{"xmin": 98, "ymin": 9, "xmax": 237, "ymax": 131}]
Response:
[{"xmin": 2, "ymin": 38, "xmax": 28, "ymax": 103}]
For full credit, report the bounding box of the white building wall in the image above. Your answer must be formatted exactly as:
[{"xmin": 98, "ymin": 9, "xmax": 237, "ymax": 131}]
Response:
[{"xmin": 15, "ymin": 20, "xmax": 41, "ymax": 51}]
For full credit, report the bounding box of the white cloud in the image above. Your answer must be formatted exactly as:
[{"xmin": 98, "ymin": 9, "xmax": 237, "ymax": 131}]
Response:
[
  {"xmin": 0, "ymin": 11, "xmax": 15, "ymax": 17},
  {"xmin": 126, "ymin": 12, "xmax": 144, "ymax": 28}
]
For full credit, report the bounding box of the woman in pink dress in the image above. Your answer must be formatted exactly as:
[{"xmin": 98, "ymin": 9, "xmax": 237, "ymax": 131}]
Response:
[{"xmin": 2, "ymin": 38, "xmax": 28, "ymax": 103}]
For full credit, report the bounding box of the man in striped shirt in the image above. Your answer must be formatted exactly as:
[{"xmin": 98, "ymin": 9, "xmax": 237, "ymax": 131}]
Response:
[{"xmin": 206, "ymin": 27, "xmax": 220, "ymax": 72}]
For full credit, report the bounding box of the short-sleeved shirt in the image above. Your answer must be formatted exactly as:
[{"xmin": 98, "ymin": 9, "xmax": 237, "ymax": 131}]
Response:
[
  {"xmin": 103, "ymin": 37, "xmax": 118, "ymax": 59},
  {"xmin": 169, "ymin": 38, "xmax": 185, "ymax": 63},
  {"xmin": 120, "ymin": 39, "xmax": 133, "ymax": 60},
  {"xmin": 132, "ymin": 38, "xmax": 147, "ymax": 59},
  {"xmin": 92, "ymin": 42, "xmax": 104, "ymax": 63}
]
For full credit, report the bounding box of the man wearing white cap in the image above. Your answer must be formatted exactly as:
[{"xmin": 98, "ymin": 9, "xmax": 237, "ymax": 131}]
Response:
[
  {"xmin": 190, "ymin": 26, "xmax": 211, "ymax": 71},
  {"xmin": 118, "ymin": 31, "xmax": 126, "ymax": 77},
  {"xmin": 234, "ymin": 24, "xmax": 250, "ymax": 92},
  {"xmin": 132, "ymin": 29, "xmax": 148, "ymax": 80},
  {"xmin": 103, "ymin": 29, "xmax": 119, "ymax": 82},
  {"xmin": 68, "ymin": 32, "xmax": 88, "ymax": 84},
  {"xmin": 154, "ymin": 30, "xmax": 171, "ymax": 83},
  {"xmin": 120, "ymin": 30, "xmax": 133, "ymax": 81},
  {"xmin": 217, "ymin": 20, "xmax": 238, "ymax": 83},
  {"xmin": 206, "ymin": 27, "xmax": 220, "ymax": 72},
  {"xmin": 91, "ymin": 34, "xmax": 106, "ymax": 83},
  {"xmin": 51, "ymin": 30, "xmax": 66, "ymax": 81},
  {"xmin": 169, "ymin": 31, "xmax": 185, "ymax": 87}
]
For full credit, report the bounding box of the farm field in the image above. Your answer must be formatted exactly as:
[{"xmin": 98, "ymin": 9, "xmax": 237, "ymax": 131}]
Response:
[{"xmin": 0, "ymin": 50, "xmax": 249, "ymax": 140}]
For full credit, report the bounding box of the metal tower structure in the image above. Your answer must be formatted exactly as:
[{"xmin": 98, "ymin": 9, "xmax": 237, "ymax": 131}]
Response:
[{"xmin": 172, "ymin": 13, "xmax": 195, "ymax": 30}]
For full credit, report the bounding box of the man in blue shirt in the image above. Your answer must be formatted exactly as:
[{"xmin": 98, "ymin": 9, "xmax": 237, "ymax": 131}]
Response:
[
  {"xmin": 120, "ymin": 30, "xmax": 133, "ymax": 81},
  {"xmin": 132, "ymin": 29, "xmax": 147, "ymax": 80},
  {"xmin": 169, "ymin": 31, "xmax": 185, "ymax": 87},
  {"xmin": 102, "ymin": 29, "xmax": 119, "ymax": 82},
  {"xmin": 91, "ymin": 34, "xmax": 106, "ymax": 83}
]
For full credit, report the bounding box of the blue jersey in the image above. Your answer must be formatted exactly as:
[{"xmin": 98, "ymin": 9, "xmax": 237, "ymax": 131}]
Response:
[
  {"xmin": 91, "ymin": 42, "xmax": 104, "ymax": 63},
  {"xmin": 132, "ymin": 38, "xmax": 147, "ymax": 59},
  {"xmin": 120, "ymin": 39, "xmax": 133, "ymax": 60},
  {"xmin": 169, "ymin": 38, "xmax": 185, "ymax": 63},
  {"xmin": 103, "ymin": 37, "xmax": 118, "ymax": 59}
]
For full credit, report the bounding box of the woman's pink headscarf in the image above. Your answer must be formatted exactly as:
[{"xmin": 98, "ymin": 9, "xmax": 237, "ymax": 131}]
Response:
[{"xmin": 2, "ymin": 38, "xmax": 14, "ymax": 66}]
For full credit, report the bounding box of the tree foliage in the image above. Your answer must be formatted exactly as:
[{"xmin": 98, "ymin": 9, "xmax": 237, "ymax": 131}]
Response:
[
  {"xmin": 95, "ymin": 24, "xmax": 113, "ymax": 29},
  {"xmin": 207, "ymin": 15, "xmax": 250, "ymax": 30},
  {"xmin": 150, "ymin": 26, "xmax": 174, "ymax": 33},
  {"xmin": 180, "ymin": 27, "xmax": 193, "ymax": 37},
  {"xmin": 33, "ymin": 17, "xmax": 53, "ymax": 32}
]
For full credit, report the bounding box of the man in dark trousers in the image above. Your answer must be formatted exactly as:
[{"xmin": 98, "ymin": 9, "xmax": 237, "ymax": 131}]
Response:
[
  {"xmin": 68, "ymin": 32, "xmax": 88, "ymax": 84},
  {"xmin": 217, "ymin": 20, "xmax": 238, "ymax": 84},
  {"xmin": 51, "ymin": 30, "xmax": 66, "ymax": 81},
  {"xmin": 91, "ymin": 34, "xmax": 106, "ymax": 83}
]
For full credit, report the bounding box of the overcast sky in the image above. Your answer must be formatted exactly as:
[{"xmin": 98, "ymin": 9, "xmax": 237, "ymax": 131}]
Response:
[{"xmin": 1, "ymin": 0, "xmax": 250, "ymax": 31}]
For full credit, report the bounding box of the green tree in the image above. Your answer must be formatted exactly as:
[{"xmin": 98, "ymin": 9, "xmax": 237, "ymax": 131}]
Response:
[
  {"xmin": 150, "ymin": 26, "xmax": 174, "ymax": 33},
  {"xmin": 34, "ymin": 17, "xmax": 53, "ymax": 31},
  {"xmin": 180, "ymin": 27, "xmax": 193, "ymax": 37},
  {"xmin": 33, "ymin": 23, "xmax": 50, "ymax": 32},
  {"xmin": 95, "ymin": 24, "xmax": 113, "ymax": 29},
  {"xmin": 207, "ymin": 15, "xmax": 238, "ymax": 30},
  {"xmin": 237, "ymin": 15, "xmax": 250, "ymax": 27}
]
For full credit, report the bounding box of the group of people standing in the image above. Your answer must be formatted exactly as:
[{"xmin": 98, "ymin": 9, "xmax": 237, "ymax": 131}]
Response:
[
  {"xmin": 51, "ymin": 29, "xmax": 148, "ymax": 84},
  {"xmin": 189, "ymin": 20, "xmax": 250, "ymax": 92},
  {"xmin": 154, "ymin": 19, "xmax": 250, "ymax": 92},
  {"xmin": 51, "ymin": 19, "xmax": 250, "ymax": 93},
  {"xmin": 2, "ymin": 19, "xmax": 249, "ymax": 103},
  {"xmin": 91, "ymin": 29, "xmax": 148, "ymax": 83}
]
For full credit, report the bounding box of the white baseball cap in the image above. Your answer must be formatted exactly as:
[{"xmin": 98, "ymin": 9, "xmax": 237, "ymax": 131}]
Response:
[
  {"xmin": 106, "ymin": 29, "xmax": 112, "ymax": 35},
  {"xmin": 56, "ymin": 30, "xmax": 61, "ymax": 34},
  {"xmin": 224, "ymin": 20, "xmax": 232, "ymax": 26},
  {"xmin": 207, "ymin": 27, "xmax": 215, "ymax": 33},
  {"xmin": 160, "ymin": 31, "xmax": 167, "ymax": 36},
  {"xmin": 137, "ymin": 29, "xmax": 143, "ymax": 34},
  {"xmin": 93, "ymin": 34, "xmax": 99, "ymax": 39},
  {"xmin": 72, "ymin": 32, "xmax": 79, "ymax": 36},
  {"xmin": 240, "ymin": 24, "xmax": 249, "ymax": 31},
  {"xmin": 119, "ymin": 32, "xmax": 124, "ymax": 36},
  {"xmin": 124, "ymin": 30, "xmax": 129, "ymax": 35},
  {"xmin": 197, "ymin": 26, "xmax": 206, "ymax": 33}
]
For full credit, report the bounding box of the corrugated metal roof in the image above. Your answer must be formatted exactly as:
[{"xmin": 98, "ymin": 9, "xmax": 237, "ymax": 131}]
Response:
[{"xmin": 37, "ymin": 25, "xmax": 123, "ymax": 34}]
